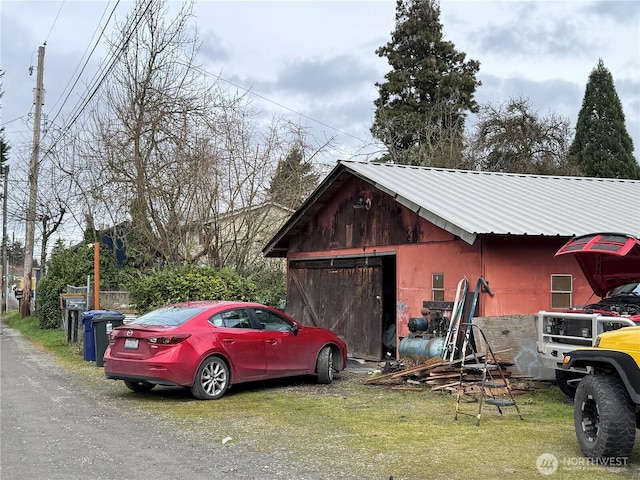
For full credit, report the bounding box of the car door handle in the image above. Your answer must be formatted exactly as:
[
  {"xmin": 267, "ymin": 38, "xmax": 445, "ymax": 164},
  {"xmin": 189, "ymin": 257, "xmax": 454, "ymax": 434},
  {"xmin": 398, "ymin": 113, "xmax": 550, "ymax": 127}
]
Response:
[
  {"xmin": 221, "ymin": 338, "xmax": 235, "ymax": 343},
  {"xmin": 265, "ymin": 339, "xmax": 277, "ymax": 345}
]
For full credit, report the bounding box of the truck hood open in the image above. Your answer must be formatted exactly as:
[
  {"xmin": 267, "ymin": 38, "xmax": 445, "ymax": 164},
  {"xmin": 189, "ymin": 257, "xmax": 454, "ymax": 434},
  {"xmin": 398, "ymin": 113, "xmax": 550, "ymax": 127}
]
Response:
[{"xmin": 555, "ymin": 233, "xmax": 640, "ymax": 297}]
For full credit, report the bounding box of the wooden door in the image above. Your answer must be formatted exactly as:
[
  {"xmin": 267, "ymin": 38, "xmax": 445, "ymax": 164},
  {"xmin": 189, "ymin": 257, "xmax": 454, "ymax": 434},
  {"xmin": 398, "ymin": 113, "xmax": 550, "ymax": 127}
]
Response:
[{"xmin": 287, "ymin": 258, "xmax": 383, "ymax": 360}]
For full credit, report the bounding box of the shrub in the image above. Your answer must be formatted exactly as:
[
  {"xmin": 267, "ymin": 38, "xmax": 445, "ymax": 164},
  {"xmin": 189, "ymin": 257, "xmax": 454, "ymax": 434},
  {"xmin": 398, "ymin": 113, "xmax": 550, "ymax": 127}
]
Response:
[
  {"xmin": 248, "ymin": 266, "xmax": 287, "ymax": 308},
  {"xmin": 36, "ymin": 238, "xmax": 128, "ymax": 329},
  {"xmin": 36, "ymin": 274, "xmax": 68, "ymax": 329},
  {"xmin": 128, "ymin": 264, "xmax": 258, "ymax": 314}
]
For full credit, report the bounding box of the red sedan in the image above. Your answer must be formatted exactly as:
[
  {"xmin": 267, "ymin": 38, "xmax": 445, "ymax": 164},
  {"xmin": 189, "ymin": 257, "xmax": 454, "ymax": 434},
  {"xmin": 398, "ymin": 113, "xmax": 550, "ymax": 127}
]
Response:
[{"xmin": 103, "ymin": 301, "xmax": 347, "ymax": 400}]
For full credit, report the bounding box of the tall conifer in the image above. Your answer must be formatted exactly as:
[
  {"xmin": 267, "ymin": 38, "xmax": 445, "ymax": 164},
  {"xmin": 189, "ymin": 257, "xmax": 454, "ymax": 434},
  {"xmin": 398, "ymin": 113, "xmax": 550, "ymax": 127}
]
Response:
[
  {"xmin": 371, "ymin": 0, "xmax": 480, "ymax": 166},
  {"xmin": 570, "ymin": 59, "xmax": 639, "ymax": 179}
]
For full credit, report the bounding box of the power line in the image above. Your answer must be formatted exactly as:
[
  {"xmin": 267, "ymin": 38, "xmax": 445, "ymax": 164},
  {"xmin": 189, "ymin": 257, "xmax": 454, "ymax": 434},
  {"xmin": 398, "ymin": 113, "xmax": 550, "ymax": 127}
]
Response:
[
  {"xmin": 45, "ymin": 0, "xmax": 121, "ymax": 128},
  {"xmin": 0, "ymin": 116, "xmax": 26, "ymax": 127},
  {"xmin": 44, "ymin": 0, "xmax": 66, "ymax": 44},
  {"xmin": 38, "ymin": 0, "xmax": 157, "ymax": 164},
  {"xmin": 38, "ymin": 0, "xmax": 371, "ymax": 165},
  {"xmin": 183, "ymin": 61, "xmax": 371, "ymax": 146},
  {"xmin": 203, "ymin": 66, "xmax": 368, "ymax": 144}
]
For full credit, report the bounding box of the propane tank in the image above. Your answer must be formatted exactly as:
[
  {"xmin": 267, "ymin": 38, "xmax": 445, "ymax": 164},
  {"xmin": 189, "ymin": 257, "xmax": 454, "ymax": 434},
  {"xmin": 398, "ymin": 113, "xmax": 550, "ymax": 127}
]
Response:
[{"xmin": 399, "ymin": 336, "xmax": 445, "ymax": 360}]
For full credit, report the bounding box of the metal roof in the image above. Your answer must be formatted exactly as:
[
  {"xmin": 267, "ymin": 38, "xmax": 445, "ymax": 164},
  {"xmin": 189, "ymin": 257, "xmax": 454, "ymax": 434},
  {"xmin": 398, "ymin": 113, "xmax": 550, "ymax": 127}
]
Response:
[{"xmin": 263, "ymin": 160, "xmax": 640, "ymax": 255}]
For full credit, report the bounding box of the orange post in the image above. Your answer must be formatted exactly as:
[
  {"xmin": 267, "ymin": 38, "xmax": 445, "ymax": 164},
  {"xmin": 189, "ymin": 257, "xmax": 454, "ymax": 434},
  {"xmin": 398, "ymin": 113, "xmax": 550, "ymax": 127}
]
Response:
[{"xmin": 94, "ymin": 242, "xmax": 100, "ymax": 310}]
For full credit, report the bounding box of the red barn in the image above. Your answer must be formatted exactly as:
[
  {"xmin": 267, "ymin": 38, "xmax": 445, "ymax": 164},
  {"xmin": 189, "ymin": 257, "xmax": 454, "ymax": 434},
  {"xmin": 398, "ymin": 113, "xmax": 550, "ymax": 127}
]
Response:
[{"xmin": 264, "ymin": 161, "xmax": 640, "ymax": 361}]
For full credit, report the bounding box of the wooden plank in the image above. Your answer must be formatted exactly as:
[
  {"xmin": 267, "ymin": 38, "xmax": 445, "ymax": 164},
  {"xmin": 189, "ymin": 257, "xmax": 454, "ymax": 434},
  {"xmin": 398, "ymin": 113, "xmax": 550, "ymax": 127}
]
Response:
[
  {"xmin": 365, "ymin": 357, "xmax": 444, "ymax": 384},
  {"xmin": 289, "ymin": 269, "xmax": 319, "ymax": 326},
  {"xmin": 426, "ymin": 372, "xmax": 460, "ymax": 380},
  {"xmin": 431, "ymin": 382, "xmax": 461, "ymax": 391}
]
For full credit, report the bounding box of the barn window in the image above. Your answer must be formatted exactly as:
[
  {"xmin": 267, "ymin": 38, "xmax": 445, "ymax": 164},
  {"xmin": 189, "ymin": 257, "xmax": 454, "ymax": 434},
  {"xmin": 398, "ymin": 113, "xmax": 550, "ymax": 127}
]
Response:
[
  {"xmin": 551, "ymin": 275, "xmax": 572, "ymax": 309},
  {"xmin": 432, "ymin": 273, "xmax": 445, "ymax": 301}
]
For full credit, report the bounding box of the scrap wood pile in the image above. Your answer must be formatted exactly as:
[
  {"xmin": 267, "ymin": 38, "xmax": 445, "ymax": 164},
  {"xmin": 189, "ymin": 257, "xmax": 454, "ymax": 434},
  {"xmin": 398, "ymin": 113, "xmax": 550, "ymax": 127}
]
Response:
[{"xmin": 365, "ymin": 353, "xmax": 537, "ymax": 395}]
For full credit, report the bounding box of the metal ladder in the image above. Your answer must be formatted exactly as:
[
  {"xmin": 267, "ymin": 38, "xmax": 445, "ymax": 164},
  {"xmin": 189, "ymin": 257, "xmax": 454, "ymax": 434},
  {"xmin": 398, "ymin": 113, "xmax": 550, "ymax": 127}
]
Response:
[{"xmin": 454, "ymin": 323, "xmax": 523, "ymax": 425}]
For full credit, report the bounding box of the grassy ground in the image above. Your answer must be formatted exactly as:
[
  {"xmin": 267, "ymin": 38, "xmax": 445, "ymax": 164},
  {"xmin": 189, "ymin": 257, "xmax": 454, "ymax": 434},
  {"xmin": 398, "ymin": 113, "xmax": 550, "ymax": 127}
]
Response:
[{"xmin": 5, "ymin": 313, "xmax": 640, "ymax": 479}]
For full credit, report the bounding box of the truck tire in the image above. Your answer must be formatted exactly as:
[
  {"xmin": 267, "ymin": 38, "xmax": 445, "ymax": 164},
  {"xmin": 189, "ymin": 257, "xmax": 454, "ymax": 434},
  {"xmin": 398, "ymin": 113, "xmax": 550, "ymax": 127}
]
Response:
[
  {"xmin": 574, "ymin": 374, "xmax": 636, "ymax": 459},
  {"xmin": 555, "ymin": 369, "xmax": 582, "ymax": 398}
]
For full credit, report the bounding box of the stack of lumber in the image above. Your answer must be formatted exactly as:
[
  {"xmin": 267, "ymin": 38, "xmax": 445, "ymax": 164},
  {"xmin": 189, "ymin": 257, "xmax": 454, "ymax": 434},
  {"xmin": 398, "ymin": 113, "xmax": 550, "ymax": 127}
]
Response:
[{"xmin": 365, "ymin": 354, "xmax": 536, "ymax": 395}]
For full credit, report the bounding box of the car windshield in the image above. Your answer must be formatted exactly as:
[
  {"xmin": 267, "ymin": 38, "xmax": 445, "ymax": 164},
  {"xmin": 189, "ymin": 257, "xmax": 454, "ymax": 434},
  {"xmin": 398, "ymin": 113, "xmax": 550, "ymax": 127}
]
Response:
[
  {"xmin": 129, "ymin": 306, "xmax": 205, "ymax": 327},
  {"xmin": 609, "ymin": 283, "xmax": 640, "ymax": 297}
]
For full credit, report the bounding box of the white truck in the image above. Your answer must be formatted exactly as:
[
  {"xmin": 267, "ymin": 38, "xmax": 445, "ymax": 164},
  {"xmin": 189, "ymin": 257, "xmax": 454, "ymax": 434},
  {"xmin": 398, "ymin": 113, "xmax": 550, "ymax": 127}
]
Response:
[{"xmin": 537, "ymin": 233, "xmax": 640, "ymax": 397}]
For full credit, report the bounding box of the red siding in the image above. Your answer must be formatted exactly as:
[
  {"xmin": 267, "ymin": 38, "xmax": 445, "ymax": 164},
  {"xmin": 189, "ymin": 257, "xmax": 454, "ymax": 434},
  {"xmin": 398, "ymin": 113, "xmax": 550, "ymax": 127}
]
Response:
[
  {"xmin": 285, "ymin": 174, "xmax": 594, "ymax": 358},
  {"xmin": 480, "ymin": 236, "xmax": 590, "ymax": 315}
]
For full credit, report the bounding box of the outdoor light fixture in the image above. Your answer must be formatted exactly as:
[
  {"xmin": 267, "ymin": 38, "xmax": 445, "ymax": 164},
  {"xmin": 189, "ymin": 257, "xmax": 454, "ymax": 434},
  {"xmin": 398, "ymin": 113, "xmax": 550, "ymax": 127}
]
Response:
[{"xmin": 353, "ymin": 197, "xmax": 372, "ymax": 210}]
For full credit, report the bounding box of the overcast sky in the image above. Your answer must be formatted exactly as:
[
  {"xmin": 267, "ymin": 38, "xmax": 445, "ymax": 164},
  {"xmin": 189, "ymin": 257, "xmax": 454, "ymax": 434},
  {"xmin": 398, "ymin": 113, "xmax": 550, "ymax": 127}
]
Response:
[{"xmin": 1, "ymin": 0, "xmax": 639, "ymax": 244}]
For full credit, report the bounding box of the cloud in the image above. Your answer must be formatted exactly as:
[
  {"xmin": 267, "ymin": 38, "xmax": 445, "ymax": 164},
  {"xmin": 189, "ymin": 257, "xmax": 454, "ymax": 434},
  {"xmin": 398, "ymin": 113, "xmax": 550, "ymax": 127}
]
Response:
[
  {"xmin": 264, "ymin": 55, "xmax": 379, "ymax": 97},
  {"xmin": 583, "ymin": 0, "xmax": 640, "ymax": 24},
  {"xmin": 475, "ymin": 74, "xmax": 582, "ymax": 116},
  {"xmin": 199, "ymin": 30, "xmax": 229, "ymax": 63},
  {"xmin": 615, "ymin": 78, "xmax": 640, "ymax": 119},
  {"xmin": 472, "ymin": 16, "xmax": 594, "ymax": 58},
  {"xmin": 478, "ymin": 74, "xmax": 639, "ymax": 159}
]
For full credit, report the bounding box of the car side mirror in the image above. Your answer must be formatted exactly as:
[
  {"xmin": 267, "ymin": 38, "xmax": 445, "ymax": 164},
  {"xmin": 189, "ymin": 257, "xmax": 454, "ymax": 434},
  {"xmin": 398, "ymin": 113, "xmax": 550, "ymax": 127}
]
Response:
[{"xmin": 290, "ymin": 324, "xmax": 299, "ymax": 336}]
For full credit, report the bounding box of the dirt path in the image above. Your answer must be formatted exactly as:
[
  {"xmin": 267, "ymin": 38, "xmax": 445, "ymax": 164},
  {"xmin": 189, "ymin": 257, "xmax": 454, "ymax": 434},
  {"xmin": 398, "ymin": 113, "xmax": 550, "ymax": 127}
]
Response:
[{"xmin": 0, "ymin": 317, "xmax": 371, "ymax": 480}]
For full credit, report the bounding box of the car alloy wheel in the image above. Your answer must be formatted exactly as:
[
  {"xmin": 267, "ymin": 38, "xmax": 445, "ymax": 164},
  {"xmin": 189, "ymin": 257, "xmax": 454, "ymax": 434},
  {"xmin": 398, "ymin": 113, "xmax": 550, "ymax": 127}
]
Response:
[
  {"xmin": 192, "ymin": 356, "xmax": 229, "ymax": 400},
  {"xmin": 316, "ymin": 346, "xmax": 334, "ymax": 384}
]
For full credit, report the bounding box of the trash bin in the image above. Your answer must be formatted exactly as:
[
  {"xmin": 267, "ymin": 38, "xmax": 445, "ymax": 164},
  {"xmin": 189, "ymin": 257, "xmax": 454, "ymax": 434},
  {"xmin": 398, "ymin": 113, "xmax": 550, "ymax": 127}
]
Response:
[
  {"xmin": 92, "ymin": 312, "xmax": 125, "ymax": 367},
  {"xmin": 81, "ymin": 310, "xmax": 113, "ymax": 361},
  {"xmin": 81, "ymin": 312, "xmax": 96, "ymax": 361}
]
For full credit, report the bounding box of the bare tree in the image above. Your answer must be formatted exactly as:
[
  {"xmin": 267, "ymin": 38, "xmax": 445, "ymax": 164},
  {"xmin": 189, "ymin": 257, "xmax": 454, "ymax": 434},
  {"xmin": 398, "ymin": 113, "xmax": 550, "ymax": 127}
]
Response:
[
  {"xmin": 79, "ymin": 0, "xmax": 319, "ymax": 274},
  {"xmin": 3, "ymin": 126, "xmax": 71, "ymax": 279},
  {"xmin": 466, "ymin": 96, "xmax": 579, "ymax": 175},
  {"xmin": 82, "ymin": 0, "xmax": 220, "ymax": 266},
  {"xmin": 34, "ymin": 128, "xmax": 82, "ymax": 274}
]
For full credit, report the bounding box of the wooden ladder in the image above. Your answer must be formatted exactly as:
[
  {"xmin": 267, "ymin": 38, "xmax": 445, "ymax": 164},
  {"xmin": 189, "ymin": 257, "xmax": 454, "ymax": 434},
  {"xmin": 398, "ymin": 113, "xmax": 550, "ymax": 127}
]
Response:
[{"xmin": 454, "ymin": 323, "xmax": 523, "ymax": 425}]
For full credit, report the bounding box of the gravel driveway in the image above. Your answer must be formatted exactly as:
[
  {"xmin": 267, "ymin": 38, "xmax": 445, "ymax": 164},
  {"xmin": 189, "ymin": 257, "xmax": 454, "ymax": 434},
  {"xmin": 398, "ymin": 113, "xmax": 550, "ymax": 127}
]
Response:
[{"xmin": 0, "ymin": 317, "xmax": 384, "ymax": 480}]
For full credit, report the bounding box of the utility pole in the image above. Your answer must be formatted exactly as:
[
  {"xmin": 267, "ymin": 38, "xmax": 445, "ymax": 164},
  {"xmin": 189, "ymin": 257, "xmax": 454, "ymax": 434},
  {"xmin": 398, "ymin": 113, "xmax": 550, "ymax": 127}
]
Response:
[
  {"xmin": 1, "ymin": 165, "xmax": 8, "ymax": 313},
  {"xmin": 22, "ymin": 44, "xmax": 45, "ymax": 318}
]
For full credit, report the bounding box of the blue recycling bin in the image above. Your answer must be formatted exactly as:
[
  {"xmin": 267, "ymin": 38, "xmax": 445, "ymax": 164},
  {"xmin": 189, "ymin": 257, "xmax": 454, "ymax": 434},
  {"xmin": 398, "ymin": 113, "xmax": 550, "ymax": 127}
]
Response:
[{"xmin": 81, "ymin": 310, "xmax": 114, "ymax": 362}]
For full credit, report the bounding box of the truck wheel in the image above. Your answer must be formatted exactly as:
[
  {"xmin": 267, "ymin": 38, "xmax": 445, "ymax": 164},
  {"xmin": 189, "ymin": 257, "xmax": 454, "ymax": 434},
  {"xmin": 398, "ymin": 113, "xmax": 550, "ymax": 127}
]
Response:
[
  {"xmin": 555, "ymin": 369, "xmax": 582, "ymax": 398},
  {"xmin": 574, "ymin": 374, "xmax": 636, "ymax": 459}
]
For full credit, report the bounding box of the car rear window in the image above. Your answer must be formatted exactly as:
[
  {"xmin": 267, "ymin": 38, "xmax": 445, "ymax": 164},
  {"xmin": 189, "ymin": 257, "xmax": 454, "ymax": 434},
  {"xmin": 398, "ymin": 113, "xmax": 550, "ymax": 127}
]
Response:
[{"xmin": 129, "ymin": 306, "xmax": 205, "ymax": 327}]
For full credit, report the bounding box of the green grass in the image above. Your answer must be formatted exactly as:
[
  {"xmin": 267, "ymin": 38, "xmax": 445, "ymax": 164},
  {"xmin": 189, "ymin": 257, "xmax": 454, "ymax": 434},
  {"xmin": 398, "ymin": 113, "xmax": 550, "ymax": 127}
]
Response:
[
  {"xmin": 6, "ymin": 312, "xmax": 84, "ymax": 362},
  {"xmin": 5, "ymin": 313, "xmax": 640, "ymax": 479}
]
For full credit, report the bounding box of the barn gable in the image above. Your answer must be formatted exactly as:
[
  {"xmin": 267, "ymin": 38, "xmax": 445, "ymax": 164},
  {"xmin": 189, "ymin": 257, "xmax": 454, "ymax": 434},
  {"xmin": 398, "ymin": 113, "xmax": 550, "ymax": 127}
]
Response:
[
  {"xmin": 264, "ymin": 161, "xmax": 640, "ymax": 256},
  {"xmin": 263, "ymin": 161, "xmax": 640, "ymax": 361}
]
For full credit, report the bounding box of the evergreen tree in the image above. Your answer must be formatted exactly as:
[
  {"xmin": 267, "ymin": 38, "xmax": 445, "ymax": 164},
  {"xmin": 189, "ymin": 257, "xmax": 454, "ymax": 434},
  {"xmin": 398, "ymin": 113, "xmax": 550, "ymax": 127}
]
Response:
[
  {"xmin": 268, "ymin": 145, "xmax": 318, "ymax": 210},
  {"xmin": 570, "ymin": 59, "xmax": 639, "ymax": 179},
  {"xmin": 372, "ymin": 0, "xmax": 480, "ymax": 166}
]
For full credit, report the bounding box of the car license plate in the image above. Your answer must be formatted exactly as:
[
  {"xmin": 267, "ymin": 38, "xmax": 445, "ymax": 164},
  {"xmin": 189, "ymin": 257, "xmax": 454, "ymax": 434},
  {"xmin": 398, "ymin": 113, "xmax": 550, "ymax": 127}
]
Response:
[{"xmin": 124, "ymin": 338, "xmax": 139, "ymax": 350}]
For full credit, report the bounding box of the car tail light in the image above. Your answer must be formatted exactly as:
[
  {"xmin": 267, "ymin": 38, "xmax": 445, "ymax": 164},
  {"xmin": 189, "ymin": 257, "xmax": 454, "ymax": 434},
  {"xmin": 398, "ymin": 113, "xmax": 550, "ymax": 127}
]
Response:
[{"xmin": 147, "ymin": 334, "xmax": 191, "ymax": 345}]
